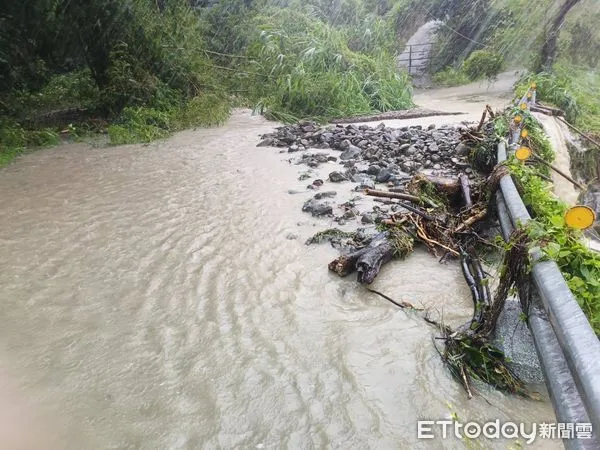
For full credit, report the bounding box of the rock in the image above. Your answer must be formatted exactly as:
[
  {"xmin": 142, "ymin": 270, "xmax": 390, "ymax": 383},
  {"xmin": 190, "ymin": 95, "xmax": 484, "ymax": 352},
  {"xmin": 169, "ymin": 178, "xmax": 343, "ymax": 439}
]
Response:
[
  {"xmin": 288, "ymin": 144, "xmax": 299, "ymax": 152},
  {"xmin": 427, "ymin": 124, "xmax": 436, "ymax": 130},
  {"xmin": 327, "ymin": 156, "xmax": 338, "ymax": 162},
  {"xmin": 361, "ymin": 213, "xmax": 375, "ymax": 224},
  {"xmin": 339, "ymin": 144, "xmax": 361, "ymax": 160},
  {"xmin": 314, "ymin": 153, "xmax": 329, "ymax": 163},
  {"xmin": 257, "ymin": 137, "xmax": 276, "ymax": 147},
  {"xmin": 341, "ymin": 208, "xmax": 359, "ymax": 220},
  {"xmin": 367, "ymin": 165, "xmax": 381, "ymax": 175},
  {"xmin": 328, "ymin": 171, "xmax": 346, "ymax": 183},
  {"xmin": 302, "ymin": 199, "xmax": 333, "ymax": 216},
  {"xmin": 399, "ymin": 143, "xmax": 411, "ymax": 152},
  {"xmin": 307, "ymin": 179, "xmax": 324, "ymax": 190},
  {"xmin": 352, "ymin": 174, "xmax": 375, "ymax": 189},
  {"xmin": 428, "ymin": 143, "xmax": 439, "ymax": 153},
  {"xmin": 288, "ymin": 189, "xmax": 303, "ymax": 195},
  {"xmin": 406, "ymin": 146, "xmax": 417, "ymax": 156},
  {"xmin": 301, "ymin": 123, "xmax": 318, "ymax": 132},
  {"xmin": 286, "ymin": 233, "xmax": 298, "ymax": 240},
  {"xmin": 314, "ymin": 191, "xmax": 337, "ymax": 199},
  {"xmin": 433, "ymin": 164, "xmax": 441, "ymax": 170},
  {"xmin": 431, "ymin": 154, "xmax": 441, "ymax": 163},
  {"xmin": 376, "ymin": 168, "xmax": 392, "ymax": 183},
  {"xmin": 493, "ymin": 298, "xmax": 543, "ymax": 384},
  {"xmin": 455, "ymin": 143, "xmax": 470, "ymax": 156},
  {"xmin": 400, "ymin": 161, "xmax": 412, "ymax": 172}
]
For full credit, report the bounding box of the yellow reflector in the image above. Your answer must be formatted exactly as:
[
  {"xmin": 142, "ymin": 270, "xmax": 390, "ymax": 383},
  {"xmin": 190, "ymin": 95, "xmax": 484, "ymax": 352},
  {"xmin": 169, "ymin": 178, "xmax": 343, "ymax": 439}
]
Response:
[
  {"xmin": 521, "ymin": 129, "xmax": 529, "ymax": 138},
  {"xmin": 514, "ymin": 115, "xmax": 522, "ymax": 124},
  {"xmin": 531, "ymin": 83, "xmax": 537, "ymax": 89},
  {"xmin": 565, "ymin": 205, "xmax": 596, "ymax": 230},
  {"xmin": 515, "ymin": 146, "xmax": 532, "ymax": 161},
  {"xmin": 527, "ymin": 92, "xmax": 533, "ymax": 99},
  {"xmin": 520, "ymin": 102, "xmax": 528, "ymax": 110}
]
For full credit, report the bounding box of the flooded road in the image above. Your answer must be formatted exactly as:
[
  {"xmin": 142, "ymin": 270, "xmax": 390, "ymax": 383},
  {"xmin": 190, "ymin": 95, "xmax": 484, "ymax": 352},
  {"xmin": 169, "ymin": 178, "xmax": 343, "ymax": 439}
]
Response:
[{"xmin": 0, "ymin": 110, "xmax": 560, "ymax": 448}]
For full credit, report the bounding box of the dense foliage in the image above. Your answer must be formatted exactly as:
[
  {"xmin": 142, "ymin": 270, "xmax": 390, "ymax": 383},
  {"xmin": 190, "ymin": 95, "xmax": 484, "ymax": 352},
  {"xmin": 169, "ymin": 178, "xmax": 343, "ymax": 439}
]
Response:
[
  {"xmin": 498, "ymin": 110, "xmax": 600, "ymax": 334},
  {"xmin": 0, "ymin": 0, "xmax": 422, "ymax": 163}
]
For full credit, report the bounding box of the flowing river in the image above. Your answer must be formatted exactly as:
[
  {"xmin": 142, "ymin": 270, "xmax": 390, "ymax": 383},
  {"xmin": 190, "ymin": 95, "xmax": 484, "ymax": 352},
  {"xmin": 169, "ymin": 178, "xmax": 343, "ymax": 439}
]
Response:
[{"xmin": 0, "ymin": 102, "xmax": 561, "ymax": 448}]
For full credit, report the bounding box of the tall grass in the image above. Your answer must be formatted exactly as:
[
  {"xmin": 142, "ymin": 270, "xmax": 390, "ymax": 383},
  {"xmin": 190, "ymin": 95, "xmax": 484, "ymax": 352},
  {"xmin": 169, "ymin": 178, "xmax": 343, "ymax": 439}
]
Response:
[
  {"xmin": 243, "ymin": 8, "xmax": 412, "ymax": 121},
  {"xmin": 1, "ymin": 0, "xmax": 415, "ymax": 160},
  {"xmin": 515, "ymin": 65, "xmax": 600, "ymax": 135}
]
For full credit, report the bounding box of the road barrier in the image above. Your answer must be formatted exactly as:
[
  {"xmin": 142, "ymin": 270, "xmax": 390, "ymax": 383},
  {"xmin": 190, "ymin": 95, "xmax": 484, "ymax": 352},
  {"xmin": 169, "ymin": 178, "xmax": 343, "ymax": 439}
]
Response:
[
  {"xmin": 495, "ymin": 86, "xmax": 600, "ymax": 449},
  {"xmin": 397, "ymin": 42, "xmax": 433, "ymax": 74}
]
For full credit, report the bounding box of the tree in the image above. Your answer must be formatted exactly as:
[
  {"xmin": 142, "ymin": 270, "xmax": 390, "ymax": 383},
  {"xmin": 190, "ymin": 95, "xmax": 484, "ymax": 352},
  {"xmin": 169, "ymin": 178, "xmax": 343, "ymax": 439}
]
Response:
[{"xmin": 537, "ymin": 0, "xmax": 581, "ymax": 72}]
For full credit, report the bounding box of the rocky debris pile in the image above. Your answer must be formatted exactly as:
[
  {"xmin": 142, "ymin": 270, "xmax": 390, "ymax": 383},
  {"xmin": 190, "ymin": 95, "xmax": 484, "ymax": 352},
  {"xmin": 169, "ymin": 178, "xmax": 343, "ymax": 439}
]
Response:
[{"xmin": 258, "ymin": 121, "xmax": 475, "ymax": 180}]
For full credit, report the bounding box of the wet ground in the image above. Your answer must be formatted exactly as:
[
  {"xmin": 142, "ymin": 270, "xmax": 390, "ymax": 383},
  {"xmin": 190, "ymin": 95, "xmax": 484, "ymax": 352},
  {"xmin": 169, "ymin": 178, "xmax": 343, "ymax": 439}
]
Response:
[{"xmin": 0, "ymin": 76, "xmax": 563, "ymax": 448}]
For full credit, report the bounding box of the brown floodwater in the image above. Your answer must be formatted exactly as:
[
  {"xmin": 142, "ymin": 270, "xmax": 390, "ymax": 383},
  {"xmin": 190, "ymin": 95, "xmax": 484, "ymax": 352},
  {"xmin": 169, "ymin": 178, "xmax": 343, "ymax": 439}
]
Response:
[{"xmin": 0, "ymin": 109, "xmax": 560, "ymax": 448}]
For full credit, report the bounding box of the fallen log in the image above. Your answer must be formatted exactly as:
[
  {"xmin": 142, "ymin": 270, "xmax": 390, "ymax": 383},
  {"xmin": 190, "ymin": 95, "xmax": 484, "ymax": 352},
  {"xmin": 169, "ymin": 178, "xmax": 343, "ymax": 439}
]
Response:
[
  {"xmin": 328, "ymin": 232, "xmax": 395, "ymax": 284},
  {"xmin": 356, "ymin": 233, "xmax": 395, "ymax": 284},
  {"xmin": 530, "ymin": 104, "xmax": 565, "ymax": 117},
  {"xmin": 413, "ymin": 174, "xmax": 461, "ymax": 196},
  {"xmin": 328, "ymin": 247, "xmax": 369, "ymax": 277},
  {"xmin": 477, "ymin": 109, "xmax": 488, "ymax": 131},
  {"xmin": 364, "ymin": 188, "xmax": 421, "ymax": 203},
  {"xmin": 366, "ymin": 188, "xmax": 440, "ymax": 209},
  {"xmin": 459, "ymin": 174, "xmax": 473, "ymax": 209}
]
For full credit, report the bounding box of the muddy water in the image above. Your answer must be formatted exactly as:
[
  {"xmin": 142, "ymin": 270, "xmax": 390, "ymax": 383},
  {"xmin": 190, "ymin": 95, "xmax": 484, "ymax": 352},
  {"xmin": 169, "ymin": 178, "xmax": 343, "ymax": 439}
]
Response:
[
  {"xmin": 0, "ymin": 110, "xmax": 559, "ymax": 448},
  {"xmin": 533, "ymin": 112, "xmax": 580, "ymax": 205}
]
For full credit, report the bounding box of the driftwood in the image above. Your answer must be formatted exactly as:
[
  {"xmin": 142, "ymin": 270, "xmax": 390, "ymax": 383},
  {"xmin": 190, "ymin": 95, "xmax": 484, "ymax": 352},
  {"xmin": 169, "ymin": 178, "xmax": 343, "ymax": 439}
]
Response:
[
  {"xmin": 356, "ymin": 233, "xmax": 395, "ymax": 284},
  {"xmin": 459, "ymin": 174, "xmax": 473, "ymax": 209},
  {"xmin": 328, "ymin": 232, "xmax": 395, "ymax": 284},
  {"xmin": 417, "ymin": 175, "xmax": 461, "ymax": 196},
  {"xmin": 454, "ymin": 209, "xmax": 488, "ymax": 233},
  {"xmin": 364, "ymin": 189, "xmax": 421, "ymax": 203},
  {"xmin": 328, "ymin": 247, "xmax": 369, "ymax": 277},
  {"xmin": 366, "ymin": 188, "xmax": 440, "ymax": 208},
  {"xmin": 530, "ymin": 104, "xmax": 565, "ymax": 117}
]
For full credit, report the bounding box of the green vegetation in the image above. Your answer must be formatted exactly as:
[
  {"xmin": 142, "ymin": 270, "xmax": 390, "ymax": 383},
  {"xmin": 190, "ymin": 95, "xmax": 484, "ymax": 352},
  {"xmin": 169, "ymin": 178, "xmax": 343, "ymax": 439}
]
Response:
[
  {"xmin": 433, "ymin": 50, "xmax": 504, "ymax": 86},
  {"xmin": 501, "ymin": 109, "xmax": 600, "ymax": 334},
  {"xmin": 463, "ymin": 50, "xmax": 504, "ymax": 82},
  {"xmin": 1, "ymin": 0, "xmax": 417, "ymax": 165},
  {"xmin": 429, "ymin": 1, "xmax": 598, "ymax": 92},
  {"xmin": 244, "ymin": 8, "xmax": 412, "ymax": 122},
  {"xmin": 432, "ymin": 67, "xmax": 471, "ymax": 87},
  {"xmin": 515, "ymin": 67, "xmax": 600, "ymax": 136}
]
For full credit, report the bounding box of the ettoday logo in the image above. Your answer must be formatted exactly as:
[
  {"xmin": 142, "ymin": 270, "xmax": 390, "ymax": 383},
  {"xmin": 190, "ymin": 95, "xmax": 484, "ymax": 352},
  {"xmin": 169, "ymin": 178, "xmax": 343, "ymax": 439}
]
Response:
[{"xmin": 417, "ymin": 420, "xmax": 593, "ymax": 443}]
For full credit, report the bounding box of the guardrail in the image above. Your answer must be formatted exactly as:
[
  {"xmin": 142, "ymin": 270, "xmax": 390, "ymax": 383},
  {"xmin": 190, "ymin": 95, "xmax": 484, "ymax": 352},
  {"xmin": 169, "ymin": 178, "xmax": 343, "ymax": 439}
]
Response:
[
  {"xmin": 495, "ymin": 89, "xmax": 600, "ymax": 449},
  {"xmin": 397, "ymin": 42, "xmax": 433, "ymax": 74}
]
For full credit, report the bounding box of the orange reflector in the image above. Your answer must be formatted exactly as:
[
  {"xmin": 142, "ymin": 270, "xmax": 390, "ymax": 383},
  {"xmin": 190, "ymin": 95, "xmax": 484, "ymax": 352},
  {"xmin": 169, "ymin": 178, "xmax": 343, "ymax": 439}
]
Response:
[
  {"xmin": 527, "ymin": 92, "xmax": 533, "ymax": 99},
  {"xmin": 565, "ymin": 206, "xmax": 596, "ymax": 230},
  {"xmin": 521, "ymin": 129, "xmax": 529, "ymax": 138},
  {"xmin": 514, "ymin": 115, "xmax": 522, "ymax": 124},
  {"xmin": 515, "ymin": 146, "xmax": 532, "ymax": 161}
]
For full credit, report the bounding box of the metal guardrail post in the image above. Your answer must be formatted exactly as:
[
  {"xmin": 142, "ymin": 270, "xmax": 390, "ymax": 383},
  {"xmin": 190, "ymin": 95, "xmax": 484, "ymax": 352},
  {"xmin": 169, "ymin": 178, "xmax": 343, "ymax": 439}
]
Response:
[{"xmin": 496, "ymin": 139, "xmax": 600, "ymax": 447}]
